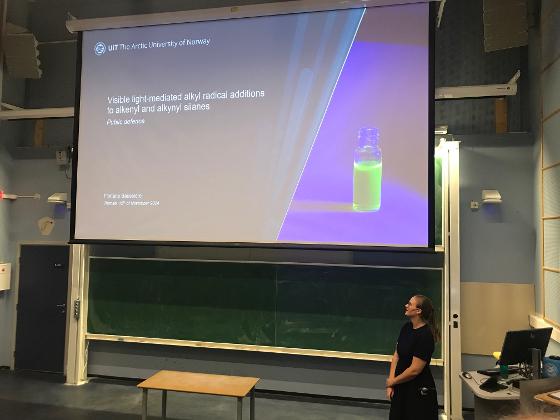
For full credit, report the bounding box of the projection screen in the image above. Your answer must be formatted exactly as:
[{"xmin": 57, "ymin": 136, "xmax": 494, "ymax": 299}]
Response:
[{"xmin": 71, "ymin": 1, "xmax": 434, "ymax": 248}]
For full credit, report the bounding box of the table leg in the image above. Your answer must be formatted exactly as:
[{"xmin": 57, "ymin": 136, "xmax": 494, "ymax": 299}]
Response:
[
  {"xmin": 250, "ymin": 388, "xmax": 255, "ymax": 420},
  {"xmin": 162, "ymin": 390, "xmax": 167, "ymax": 419},
  {"xmin": 142, "ymin": 389, "xmax": 148, "ymax": 420},
  {"xmin": 237, "ymin": 397, "xmax": 243, "ymax": 420}
]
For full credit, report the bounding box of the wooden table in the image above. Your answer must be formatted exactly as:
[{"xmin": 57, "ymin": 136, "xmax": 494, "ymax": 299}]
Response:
[
  {"xmin": 137, "ymin": 370, "xmax": 259, "ymax": 420},
  {"xmin": 534, "ymin": 389, "xmax": 560, "ymax": 408}
]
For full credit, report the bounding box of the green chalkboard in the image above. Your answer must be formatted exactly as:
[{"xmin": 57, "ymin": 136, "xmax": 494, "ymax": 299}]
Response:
[{"xmin": 88, "ymin": 258, "xmax": 442, "ymax": 357}]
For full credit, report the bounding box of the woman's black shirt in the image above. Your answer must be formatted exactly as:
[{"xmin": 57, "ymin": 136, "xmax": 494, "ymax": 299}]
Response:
[
  {"xmin": 390, "ymin": 322, "xmax": 438, "ymax": 419},
  {"xmin": 395, "ymin": 322, "xmax": 435, "ymax": 388}
]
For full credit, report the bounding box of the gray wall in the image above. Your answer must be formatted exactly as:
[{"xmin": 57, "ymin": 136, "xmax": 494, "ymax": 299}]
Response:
[
  {"xmin": 0, "ymin": 145, "xmax": 14, "ymax": 367},
  {"xmin": 0, "ymin": 146, "xmax": 12, "ymax": 261},
  {"xmin": 0, "ymin": 159, "xmax": 70, "ymax": 367},
  {"xmin": 88, "ymin": 341, "xmax": 443, "ymax": 401},
  {"xmin": 457, "ymin": 135, "xmax": 535, "ymax": 408},
  {"xmin": 459, "ymin": 137, "xmax": 535, "ymax": 284},
  {"xmin": 9, "ymin": 159, "xmax": 71, "ymax": 243},
  {"xmin": 0, "ymin": 0, "xmax": 30, "ymax": 367}
]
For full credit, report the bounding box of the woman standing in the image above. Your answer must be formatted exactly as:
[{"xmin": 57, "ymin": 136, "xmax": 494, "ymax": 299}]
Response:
[{"xmin": 386, "ymin": 295, "xmax": 439, "ymax": 419}]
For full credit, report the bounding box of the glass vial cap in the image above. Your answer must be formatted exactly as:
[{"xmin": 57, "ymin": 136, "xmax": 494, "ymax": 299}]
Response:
[{"xmin": 358, "ymin": 127, "xmax": 380, "ymax": 145}]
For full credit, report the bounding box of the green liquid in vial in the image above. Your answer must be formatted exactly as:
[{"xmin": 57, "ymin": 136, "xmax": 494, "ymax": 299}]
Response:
[{"xmin": 353, "ymin": 161, "xmax": 382, "ymax": 211}]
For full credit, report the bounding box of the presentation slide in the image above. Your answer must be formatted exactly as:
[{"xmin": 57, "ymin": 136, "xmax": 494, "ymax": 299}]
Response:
[{"xmin": 74, "ymin": 3, "xmax": 430, "ymax": 247}]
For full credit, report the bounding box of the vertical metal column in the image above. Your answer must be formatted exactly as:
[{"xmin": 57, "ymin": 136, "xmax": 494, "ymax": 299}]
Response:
[
  {"xmin": 441, "ymin": 140, "xmax": 462, "ymax": 419},
  {"xmin": 250, "ymin": 389, "xmax": 255, "ymax": 420},
  {"xmin": 142, "ymin": 389, "xmax": 148, "ymax": 420},
  {"xmin": 162, "ymin": 390, "xmax": 167, "ymax": 419},
  {"xmin": 237, "ymin": 397, "xmax": 243, "ymax": 420},
  {"xmin": 65, "ymin": 244, "xmax": 90, "ymax": 385}
]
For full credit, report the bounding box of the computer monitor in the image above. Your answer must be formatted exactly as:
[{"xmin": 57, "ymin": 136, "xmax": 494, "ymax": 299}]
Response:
[{"xmin": 499, "ymin": 327, "xmax": 553, "ymax": 366}]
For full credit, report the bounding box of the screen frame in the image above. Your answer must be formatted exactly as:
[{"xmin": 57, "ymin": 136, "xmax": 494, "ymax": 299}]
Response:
[
  {"xmin": 500, "ymin": 327, "xmax": 553, "ymax": 366},
  {"xmin": 69, "ymin": 1, "xmax": 436, "ymax": 252}
]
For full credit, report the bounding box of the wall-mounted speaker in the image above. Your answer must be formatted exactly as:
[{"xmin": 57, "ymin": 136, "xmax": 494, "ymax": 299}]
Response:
[
  {"xmin": 483, "ymin": 0, "xmax": 528, "ymax": 52},
  {"xmin": 3, "ymin": 22, "xmax": 42, "ymax": 79}
]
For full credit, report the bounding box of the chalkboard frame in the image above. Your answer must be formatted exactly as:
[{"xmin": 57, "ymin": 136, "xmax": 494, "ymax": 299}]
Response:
[{"xmin": 86, "ymin": 257, "xmax": 444, "ymax": 363}]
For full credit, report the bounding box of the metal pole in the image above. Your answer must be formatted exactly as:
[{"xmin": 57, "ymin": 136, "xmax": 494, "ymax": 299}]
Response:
[
  {"xmin": 237, "ymin": 397, "xmax": 243, "ymax": 420},
  {"xmin": 250, "ymin": 389, "xmax": 255, "ymax": 420},
  {"xmin": 162, "ymin": 390, "xmax": 167, "ymax": 419},
  {"xmin": 142, "ymin": 389, "xmax": 148, "ymax": 420}
]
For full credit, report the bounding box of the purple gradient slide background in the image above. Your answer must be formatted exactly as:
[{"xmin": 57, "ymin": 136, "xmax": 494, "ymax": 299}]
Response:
[{"xmin": 278, "ymin": 9, "xmax": 429, "ymax": 246}]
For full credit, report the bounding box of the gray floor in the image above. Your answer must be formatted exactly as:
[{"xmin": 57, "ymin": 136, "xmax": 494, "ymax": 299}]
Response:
[
  {"xmin": 0, "ymin": 371, "xmax": 476, "ymax": 419},
  {"xmin": 0, "ymin": 370, "xmax": 391, "ymax": 419}
]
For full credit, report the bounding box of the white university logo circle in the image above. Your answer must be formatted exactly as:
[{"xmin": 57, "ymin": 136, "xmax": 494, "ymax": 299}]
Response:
[{"xmin": 94, "ymin": 42, "xmax": 106, "ymax": 56}]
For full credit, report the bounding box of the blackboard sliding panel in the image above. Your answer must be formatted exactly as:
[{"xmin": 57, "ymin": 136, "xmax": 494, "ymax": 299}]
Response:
[
  {"xmin": 84, "ymin": 334, "xmax": 444, "ymax": 365},
  {"xmin": 87, "ymin": 257, "xmax": 443, "ymax": 361},
  {"xmin": 84, "ymin": 333, "xmax": 399, "ymax": 362},
  {"xmin": 275, "ymin": 265, "xmax": 442, "ymax": 357}
]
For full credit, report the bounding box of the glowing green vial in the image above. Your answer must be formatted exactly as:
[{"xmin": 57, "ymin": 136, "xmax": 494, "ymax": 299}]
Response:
[{"xmin": 353, "ymin": 127, "xmax": 382, "ymax": 212}]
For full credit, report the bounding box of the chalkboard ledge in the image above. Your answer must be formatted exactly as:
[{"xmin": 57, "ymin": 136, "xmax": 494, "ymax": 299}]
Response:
[{"xmin": 85, "ymin": 333, "xmax": 444, "ymax": 366}]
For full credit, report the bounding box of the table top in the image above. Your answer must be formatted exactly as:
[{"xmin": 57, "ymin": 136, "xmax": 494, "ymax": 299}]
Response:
[
  {"xmin": 534, "ymin": 390, "xmax": 560, "ymax": 407},
  {"xmin": 460, "ymin": 370, "xmax": 520, "ymax": 400},
  {"xmin": 137, "ymin": 370, "xmax": 260, "ymax": 398}
]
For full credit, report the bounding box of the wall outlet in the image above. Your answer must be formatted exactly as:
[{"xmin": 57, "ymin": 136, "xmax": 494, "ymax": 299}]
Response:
[
  {"xmin": 55, "ymin": 150, "xmax": 67, "ymax": 165},
  {"xmin": 0, "ymin": 263, "xmax": 11, "ymax": 291}
]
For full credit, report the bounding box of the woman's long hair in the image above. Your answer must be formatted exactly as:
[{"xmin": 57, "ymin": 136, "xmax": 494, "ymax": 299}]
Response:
[{"xmin": 414, "ymin": 295, "xmax": 440, "ymax": 342}]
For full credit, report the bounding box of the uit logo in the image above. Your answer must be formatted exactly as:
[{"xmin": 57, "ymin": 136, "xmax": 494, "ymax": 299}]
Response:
[{"xmin": 94, "ymin": 41, "xmax": 107, "ymax": 56}]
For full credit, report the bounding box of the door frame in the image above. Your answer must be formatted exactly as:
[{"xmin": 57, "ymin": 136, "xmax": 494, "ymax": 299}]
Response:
[{"xmin": 10, "ymin": 241, "xmax": 71, "ymax": 372}]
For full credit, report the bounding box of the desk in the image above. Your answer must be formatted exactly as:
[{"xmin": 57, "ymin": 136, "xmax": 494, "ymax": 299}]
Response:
[
  {"xmin": 137, "ymin": 370, "xmax": 259, "ymax": 420},
  {"xmin": 460, "ymin": 370, "xmax": 520, "ymax": 419}
]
